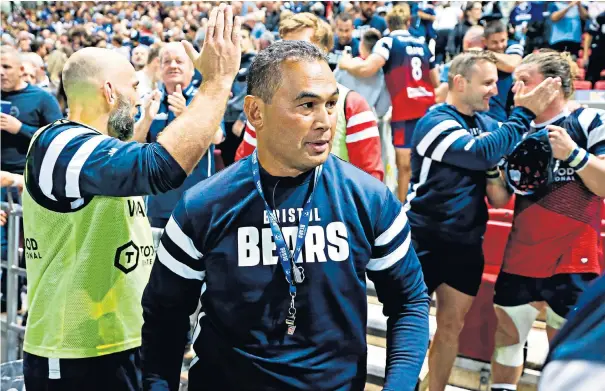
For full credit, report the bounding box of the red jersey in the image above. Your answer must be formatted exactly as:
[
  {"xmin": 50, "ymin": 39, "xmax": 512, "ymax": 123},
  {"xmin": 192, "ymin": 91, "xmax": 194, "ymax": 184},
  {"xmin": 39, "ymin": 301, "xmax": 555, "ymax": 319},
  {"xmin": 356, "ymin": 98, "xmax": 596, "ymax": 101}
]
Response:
[{"xmin": 503, "ymin": 109, "xmax": 605, "ymax": 278}]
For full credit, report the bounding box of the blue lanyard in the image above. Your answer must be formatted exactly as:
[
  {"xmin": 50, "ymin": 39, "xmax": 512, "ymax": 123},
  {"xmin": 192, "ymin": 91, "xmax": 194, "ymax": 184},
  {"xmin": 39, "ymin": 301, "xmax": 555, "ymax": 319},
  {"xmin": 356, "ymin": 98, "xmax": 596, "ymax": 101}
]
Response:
[{"xmin": 250, "ymin": 151, "xmax": 322, "ymax": 295}]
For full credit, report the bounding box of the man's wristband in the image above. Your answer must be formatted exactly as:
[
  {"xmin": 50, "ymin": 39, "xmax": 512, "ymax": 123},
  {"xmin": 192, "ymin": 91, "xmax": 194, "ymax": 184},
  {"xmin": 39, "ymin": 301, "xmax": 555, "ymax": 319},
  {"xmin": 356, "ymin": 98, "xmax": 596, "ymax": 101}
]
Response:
[
  {"xmin": 564, "ymin": 146, "xmax": 590, "ymax": 172},
  {"xmin": 486, "ymin": 167, "xmax": 500, "ymax": 179}
]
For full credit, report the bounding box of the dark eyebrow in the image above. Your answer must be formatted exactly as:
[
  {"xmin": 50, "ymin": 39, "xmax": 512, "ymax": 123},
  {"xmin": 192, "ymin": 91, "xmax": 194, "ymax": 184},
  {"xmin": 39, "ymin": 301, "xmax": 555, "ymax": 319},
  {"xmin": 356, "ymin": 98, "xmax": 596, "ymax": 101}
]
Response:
[{"xmin": 294, "ymin": 88, "xmax": 340, "ymax": 101}]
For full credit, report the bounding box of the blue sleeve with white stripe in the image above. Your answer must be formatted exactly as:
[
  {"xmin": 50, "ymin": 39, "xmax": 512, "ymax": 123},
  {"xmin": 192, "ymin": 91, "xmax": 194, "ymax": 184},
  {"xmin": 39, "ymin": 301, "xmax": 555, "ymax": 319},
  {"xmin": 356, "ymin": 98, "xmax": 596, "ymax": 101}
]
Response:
[
  {"xmin": 142, "ymin": 199, "xmax": 205, "ymax": 391},
  {"xmin": 30, "ymin": 125, "xmax": 186, "ymax": 200},
  {"xmin": 577, "ymin": 108, "xmax": 605, "ymax": 156},
  {"xmin": 367, "ymin": 189, "xmax": 430, "ymax": 391},
  {"xmin": 414, "ymin": 107, "xmax": 535, "ymax": 171},
  {"xmin": 505, "ymin": 41, "xmax": 525, "ymax": 57},
  {"xmin": 373, "ymin": 37, "xmax": 393, "ymax": 61}
]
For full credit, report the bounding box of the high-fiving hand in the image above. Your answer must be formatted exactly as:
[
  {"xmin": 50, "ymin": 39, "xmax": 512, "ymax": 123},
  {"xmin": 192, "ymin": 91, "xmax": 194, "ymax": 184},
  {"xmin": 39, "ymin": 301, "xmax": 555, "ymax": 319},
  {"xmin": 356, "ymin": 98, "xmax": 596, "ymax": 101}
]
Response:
[
  {"xmin": 181, "ymin": 3, "xmax": 242, "ymax": 86},
  {"xmin": 168, "ymin": 84, "xmax": 187, "ymax": 117}
]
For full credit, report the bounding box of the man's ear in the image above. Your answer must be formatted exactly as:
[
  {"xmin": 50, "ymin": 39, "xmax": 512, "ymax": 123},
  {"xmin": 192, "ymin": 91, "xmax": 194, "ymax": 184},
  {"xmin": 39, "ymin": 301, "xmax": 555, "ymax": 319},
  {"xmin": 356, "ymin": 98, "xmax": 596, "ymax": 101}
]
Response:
[
  {"xmin": 103, "ymin": 81, "xmax": 116, "ymax": 107},
  {"xmin": 453, "ymin": 74, "xmax": 466, "ymax": 93},
  {"xmin": 244, "ymin": 95, "xmax": 264, "ymax": 131}
]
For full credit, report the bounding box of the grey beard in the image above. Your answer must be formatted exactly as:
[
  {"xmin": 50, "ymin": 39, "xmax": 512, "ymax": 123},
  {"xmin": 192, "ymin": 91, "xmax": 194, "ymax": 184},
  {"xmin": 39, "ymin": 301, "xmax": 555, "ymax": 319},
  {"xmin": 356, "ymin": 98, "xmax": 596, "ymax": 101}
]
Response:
[{"xmin": 108, "ymin": 96, "xmax": 135, "ymax": 141}]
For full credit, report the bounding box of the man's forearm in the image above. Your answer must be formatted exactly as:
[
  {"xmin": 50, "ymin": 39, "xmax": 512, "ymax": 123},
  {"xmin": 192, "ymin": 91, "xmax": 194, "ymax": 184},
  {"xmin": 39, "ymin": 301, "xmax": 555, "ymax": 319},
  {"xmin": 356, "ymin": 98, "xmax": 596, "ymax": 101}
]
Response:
[
  {"xmin": 486, "ymin": 171, "xmax": 513, "ymax": 208},
  {"xmin": 551, "ymin": 5, "xmax": 573, "ymax": 22},
  {"xmin": 383, "ymin": 299, "xmax": 430, "ymax": 391},
  {"xmin": 158, "ymin": 79, "xmax": 232, "ymax": 174},
  {"xmin": 493, "ymin": 52, "xmax": 522, "ymax": 74}
]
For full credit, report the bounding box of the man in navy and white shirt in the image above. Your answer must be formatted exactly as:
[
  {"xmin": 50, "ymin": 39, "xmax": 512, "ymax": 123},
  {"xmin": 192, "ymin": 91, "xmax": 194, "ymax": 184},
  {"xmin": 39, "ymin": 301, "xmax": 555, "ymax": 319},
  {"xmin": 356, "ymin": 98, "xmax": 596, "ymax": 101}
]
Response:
[{"xmin": 141, "ymin": 40, "xmax": 430, "ymax": 391}]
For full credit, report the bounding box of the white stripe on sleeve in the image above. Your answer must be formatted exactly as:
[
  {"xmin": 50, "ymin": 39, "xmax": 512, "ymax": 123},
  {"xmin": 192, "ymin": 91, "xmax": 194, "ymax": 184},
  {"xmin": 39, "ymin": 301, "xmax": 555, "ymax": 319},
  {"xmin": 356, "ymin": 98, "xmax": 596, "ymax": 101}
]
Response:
[
  {"xmin": 346, "ymin": 111, "xmax": 376, "ymax": 128},
  {"xmin": 578, "ymin": 108, "xmax": 597, "ymax": 138},
  {"xmin": 157, "ymin": 243, "xmax": 206, "ymax": 280},
  {"xmin": 416, "ymin": 120, "xmax": 461, "ymax": 156},
  {"xmin": 431, "ymin": 128, "xmax": 469, "ymax": 161},
  {"xmin": 39, "ymin": 127, "xmax": 95, "ymax": 201},
  {"xmin": 346, "ymin": 126, "xmax": 380, "ymax": 143},
  {"xmin": 65, "ymin": 135, "xmax": 110, "ymax": 198},
  {"xmin": 165, "ymin": 216, "xmax": 203, "ymax": 259},
  {"xmin": 367, "ymin": 230, "xmax": 411, "ymax": 271},
  {"xmin": 375, "ymin": 206, "xmax": 408, "ymax": 246}
]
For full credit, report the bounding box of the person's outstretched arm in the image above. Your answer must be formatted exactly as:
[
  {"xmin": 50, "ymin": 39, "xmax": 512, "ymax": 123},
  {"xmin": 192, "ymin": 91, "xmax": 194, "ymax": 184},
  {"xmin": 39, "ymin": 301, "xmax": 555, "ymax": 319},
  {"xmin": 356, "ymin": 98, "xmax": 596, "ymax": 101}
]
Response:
[{"xmin": 367, "ymin": 190, "xmax": 430, "ymax": 391}]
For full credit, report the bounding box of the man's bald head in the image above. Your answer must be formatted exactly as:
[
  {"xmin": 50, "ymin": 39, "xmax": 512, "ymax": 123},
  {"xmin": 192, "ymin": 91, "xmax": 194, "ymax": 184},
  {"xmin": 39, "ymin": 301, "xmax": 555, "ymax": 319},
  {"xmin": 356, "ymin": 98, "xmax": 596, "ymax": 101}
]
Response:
[
  {"xmin": 62, "ymin": 47, "xmax": 135, "ymax": 101},
  {"xmin": 62, "ymin": 47, "xmax": 140, "ymax": 141},
  {"xmin": 463, "ymin": 26, "xmax": 485, "ymax": 52}
]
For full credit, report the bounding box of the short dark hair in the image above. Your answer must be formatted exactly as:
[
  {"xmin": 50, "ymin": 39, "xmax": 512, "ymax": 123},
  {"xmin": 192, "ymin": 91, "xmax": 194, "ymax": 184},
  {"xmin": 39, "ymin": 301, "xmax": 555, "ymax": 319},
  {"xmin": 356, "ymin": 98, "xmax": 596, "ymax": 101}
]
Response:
[
  {"xmin": 247, "ymin": 40, "xmax": 328, "ymax": 103},
  {"xmin": 336, "ymin": 12, "xmax": 354, "ymax": 24},
  {"xmin": 148, "ymin": 46, "xmax": 161, "ymax": 64},
  {"xmin": 361, "ymin": 28, "xmax": 381, "ymax": 53},
  {"xmin": 242, "ymin": 24, "xmax": 253, "ymax": 35},
  {"xmin": 483, "ymin": 20, "xmax": 507, "ymax": 39}
]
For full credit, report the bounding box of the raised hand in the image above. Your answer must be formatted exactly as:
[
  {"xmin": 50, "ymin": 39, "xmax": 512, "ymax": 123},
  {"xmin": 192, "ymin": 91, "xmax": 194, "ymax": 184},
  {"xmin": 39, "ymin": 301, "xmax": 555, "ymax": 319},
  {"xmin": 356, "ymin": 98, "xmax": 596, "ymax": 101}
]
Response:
[
  {"xmin": 513, "ymin": 77, "xmax": 562, "ymax": 117},
  {"xmin": 181, "ymin": 3, "xmax": 242, "ymax": 86}
]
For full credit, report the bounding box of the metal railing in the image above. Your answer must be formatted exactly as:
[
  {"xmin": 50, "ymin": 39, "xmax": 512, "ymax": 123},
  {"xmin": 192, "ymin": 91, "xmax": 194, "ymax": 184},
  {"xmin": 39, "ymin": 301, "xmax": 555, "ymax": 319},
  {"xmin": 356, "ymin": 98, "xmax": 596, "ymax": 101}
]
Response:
[{"xmin": 0, "ymin": 196, "xmax": 25, "ymax": 363}]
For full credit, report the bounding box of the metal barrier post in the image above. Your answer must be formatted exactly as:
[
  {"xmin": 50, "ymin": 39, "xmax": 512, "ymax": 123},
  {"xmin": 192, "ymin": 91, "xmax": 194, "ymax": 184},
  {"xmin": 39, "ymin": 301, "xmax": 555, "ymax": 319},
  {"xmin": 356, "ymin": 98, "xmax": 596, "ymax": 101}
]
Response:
[{"xmin": 5, "ymin": 201, "xmax": 23, "ymax": 362}]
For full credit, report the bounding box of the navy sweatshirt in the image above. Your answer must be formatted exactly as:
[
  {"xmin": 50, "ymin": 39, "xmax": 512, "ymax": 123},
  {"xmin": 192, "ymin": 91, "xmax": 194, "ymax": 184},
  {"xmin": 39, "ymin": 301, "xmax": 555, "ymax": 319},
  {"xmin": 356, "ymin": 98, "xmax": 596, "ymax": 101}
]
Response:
[
  {"xmin": 406, "ymin": 104, "xmax": 535, "ymax": 244},
  {"xmin": 141, "ymin": 154, "xmax": 430, "ymax": 391},
  {"xmin": 1, "ymin": 84, "xmax": 63, "ymax": 174}
]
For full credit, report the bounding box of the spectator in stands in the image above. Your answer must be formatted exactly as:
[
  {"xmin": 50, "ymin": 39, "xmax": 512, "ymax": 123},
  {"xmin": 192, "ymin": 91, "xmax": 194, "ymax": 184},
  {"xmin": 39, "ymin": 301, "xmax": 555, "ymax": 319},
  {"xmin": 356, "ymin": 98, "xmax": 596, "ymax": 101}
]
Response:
[
  {"xmin": 136, "ymin": 46, "xmax": 161, "ymax": 99},
  {"xmin": 237, "ymin": 12, "xmax": 384, "ymax": 181},
  {"xmin": 0, "ymin": 46, "xmax": 62, "ymax": 176},
  {"xmin": 508, "ymin": 1, "xmax": 547, "ymax": 49},
  {"xmin": 264, "ymin": 0, "xmax": 281, "ymax": 32},
  {"xmin": 548, "ymin": 1, "xmax": 589, "ymax": 58},
  {"xmin": 483, "ymin": 21, "xmax": 525, "ymax": 122},
  {"xmin": 20, "ymin": 60, "xmax": 37, "ymax": 86},
  {"xmin": 21, "ymin": 53, "xmax": 51, "ymax": 92},
  {"xmin": 131, "ymin": 44, "xmax": 150, "ymax": 71},
  {"xmin": 329, "ymin": 12, "xmax": 360, "ymax": 70},
  {"xmin": 435, "ymin": 26, "xmax": 486, "ymax": 103},
  {"xmin": 409, "ymin": 1, "xmax": 437, "ymax": 44},
  {"xmin": 221, "ymin": 24, "xmax": 257, "ymax": 166},
  {"xmin": 335, "ymin": 28, "xmax": 390, "ymax": 118},
  {"xmin": 433, "ymin": 1, "xmax": 463, "ymax": 64},
  {"xmin": 354, "ymin": 1, "xmax": 388, "ymax": 37},
  {"xmin": 339, "ymin": 4, "xmax": 439, "ymax": 201},
  {"xmin": 489, "ymin": 49, "xmax": 605, "ymax": 391},
  {"xmin": 447, "ymin": 1, "xmax": 484, "ymax": 59},
  {"xmin": 584, "ymin": 9, "xmax": 605, "ymax": 84},
  {"xmin": 407, "ymin": 50, "xmax": 561, "ymax": 391},
  {"xmin": 133, "ymin": 42, "xmax": 223, "ymax": 229}
]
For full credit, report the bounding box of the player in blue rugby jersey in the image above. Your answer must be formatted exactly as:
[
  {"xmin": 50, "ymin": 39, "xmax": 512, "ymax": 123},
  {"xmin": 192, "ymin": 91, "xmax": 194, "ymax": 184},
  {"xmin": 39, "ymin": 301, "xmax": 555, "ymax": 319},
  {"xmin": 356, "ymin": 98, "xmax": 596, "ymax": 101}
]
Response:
[
  {"xmin": 141, "ymin": 40, "xmax": 430, "ymax": 391},
  {"xmin": 406, "ymin": 50, "xmax": 561, "ymax": 391}
]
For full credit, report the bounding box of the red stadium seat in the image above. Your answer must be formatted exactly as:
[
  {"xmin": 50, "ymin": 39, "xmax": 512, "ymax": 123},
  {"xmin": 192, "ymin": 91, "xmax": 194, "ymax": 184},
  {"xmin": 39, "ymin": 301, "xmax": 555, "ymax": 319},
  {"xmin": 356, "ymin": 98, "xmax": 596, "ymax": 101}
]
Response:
[
  {"xmin": 489, "ymin": 209, "xmax": 514, "ymax": 223},
  {"xmin": 483, "ymin": 221, "xmax": 511, "ymax": 268},
  {"xmin": 595, "ymin": 80, "xmax": 605, "ymax": 90},
  {"xmin": 574, "ymin": 80, "xmax": 592, "ymax": 90}
]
